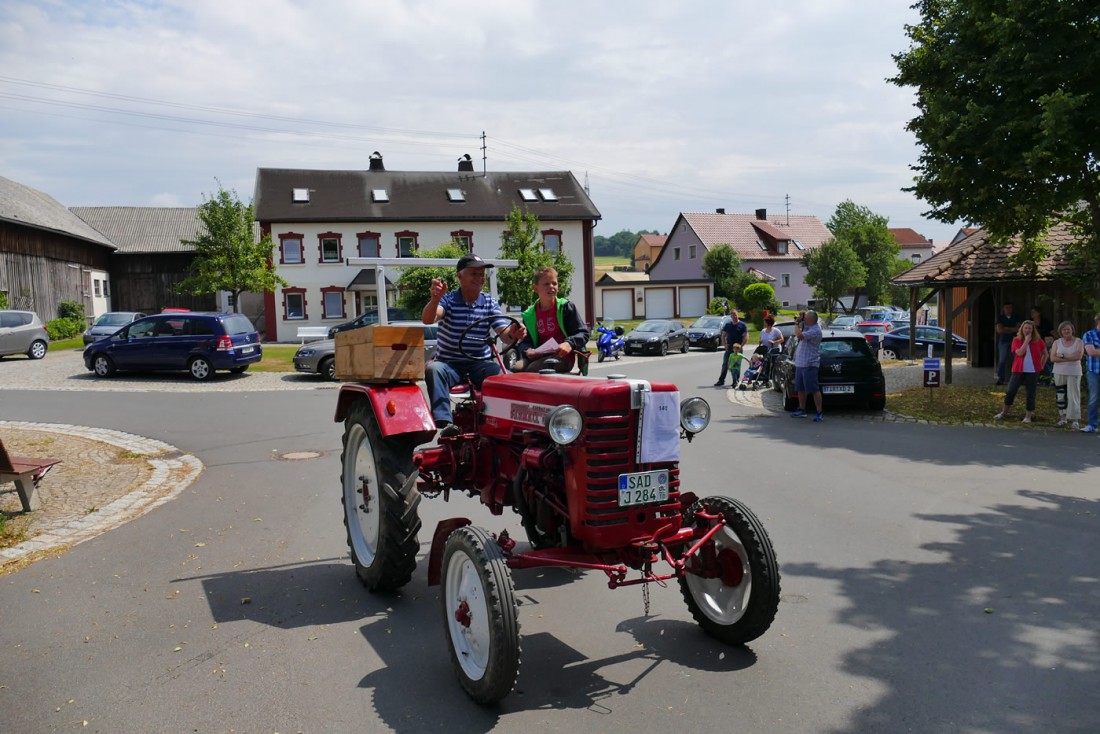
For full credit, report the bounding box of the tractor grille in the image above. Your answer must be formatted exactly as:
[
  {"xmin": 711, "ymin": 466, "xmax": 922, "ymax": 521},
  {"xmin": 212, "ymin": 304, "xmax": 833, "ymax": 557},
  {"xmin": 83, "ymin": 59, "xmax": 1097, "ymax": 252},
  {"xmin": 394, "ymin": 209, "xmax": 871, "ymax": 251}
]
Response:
[{"xmin": 577, "ymin": 409, "xmax": 682, "ymax": 548}]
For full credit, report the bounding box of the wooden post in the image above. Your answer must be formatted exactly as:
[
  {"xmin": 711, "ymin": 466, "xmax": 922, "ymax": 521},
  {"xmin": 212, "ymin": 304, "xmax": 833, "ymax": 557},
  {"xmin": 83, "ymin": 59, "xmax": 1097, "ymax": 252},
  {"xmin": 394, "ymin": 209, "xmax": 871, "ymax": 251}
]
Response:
[{"xmin": 943, "ymin": 286, "xmax": 954, "ymax": 385}]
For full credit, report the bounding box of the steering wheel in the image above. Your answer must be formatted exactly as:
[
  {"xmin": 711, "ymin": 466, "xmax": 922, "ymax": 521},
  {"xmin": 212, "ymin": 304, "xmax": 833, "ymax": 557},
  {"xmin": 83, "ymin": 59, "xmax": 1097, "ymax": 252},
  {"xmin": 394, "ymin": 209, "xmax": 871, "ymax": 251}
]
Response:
[{"xmin": 458, "ymin": 314, "xmax": 524, "ymax": 363}]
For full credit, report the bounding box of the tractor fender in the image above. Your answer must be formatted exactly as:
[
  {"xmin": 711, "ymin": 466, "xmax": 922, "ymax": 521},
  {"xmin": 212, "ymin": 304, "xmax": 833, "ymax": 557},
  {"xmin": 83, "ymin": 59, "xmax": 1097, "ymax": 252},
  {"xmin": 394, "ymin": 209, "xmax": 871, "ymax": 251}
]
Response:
[
  {"xmin": 427, "ymin": 518, "xmax": 473, "ymax": 586},
  {"xmin": 334, "ymin": 383, "xmax": 436, "ymax": 439}
]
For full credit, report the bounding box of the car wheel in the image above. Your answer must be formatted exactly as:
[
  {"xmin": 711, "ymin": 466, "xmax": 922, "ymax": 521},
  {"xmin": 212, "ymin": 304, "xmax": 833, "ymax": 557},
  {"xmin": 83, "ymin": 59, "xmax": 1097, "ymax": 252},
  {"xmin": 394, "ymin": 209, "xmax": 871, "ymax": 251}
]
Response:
[
  {"xmin": 710, "ymin": 340, "xmax": 719, "ymax": 352},
  {"xmin": 27, "ymin": 340, "xmax": 47, "ymax": 360},
  {"xmin": 879, "ymin": 348, "xmax": 897, "ymax": 361},
  {"xmin": 869, "ymin": 395, "xmax": 886, "ymax": 412},
  {"xmin": 659, "ymin": 341, "xmax": 668, "ymax": 357},
  {"xmin": 188, "ymin": 357, "xmax": 214, "ymax": 381},
  {"xmin": 680, "ymin": 340, "xmax": 689, "ymax": 354},
  {"xmin": 321, "ymin": 357, "xmax": 337, "ymax": 381},
  {"xmin": 782, "ymin": 377, "xmax": 799, "ymax": 411},
  {"xmin": 92, "ymin": 354, "xmax": 116, "ymax": 377}
]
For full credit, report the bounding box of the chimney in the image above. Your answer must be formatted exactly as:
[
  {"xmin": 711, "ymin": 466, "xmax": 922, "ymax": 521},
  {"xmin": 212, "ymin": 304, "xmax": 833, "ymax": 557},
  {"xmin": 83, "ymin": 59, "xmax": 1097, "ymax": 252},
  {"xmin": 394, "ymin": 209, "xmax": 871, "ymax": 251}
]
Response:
[
  {"xmin": 716, "ymin": 208, "xmax": 725, "ymax": 215},
  {"xmin": 755, "ymin": 208, "xmax": 767, "ymax": 221},
  {"xmin": 369, "ymin": 151, "xmax": 385, "ymax": 172},
  {"xmin": 457, "ymin": 154, "xmax": 474, "ymax": 172}
]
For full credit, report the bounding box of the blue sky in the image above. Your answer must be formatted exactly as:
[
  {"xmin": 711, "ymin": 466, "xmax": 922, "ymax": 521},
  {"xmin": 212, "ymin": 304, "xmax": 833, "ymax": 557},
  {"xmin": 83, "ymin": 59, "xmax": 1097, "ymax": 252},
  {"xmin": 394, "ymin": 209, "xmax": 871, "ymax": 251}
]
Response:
[{"xmin": 0, "ymin": 0, "xmax": 964, "ymax": 244}]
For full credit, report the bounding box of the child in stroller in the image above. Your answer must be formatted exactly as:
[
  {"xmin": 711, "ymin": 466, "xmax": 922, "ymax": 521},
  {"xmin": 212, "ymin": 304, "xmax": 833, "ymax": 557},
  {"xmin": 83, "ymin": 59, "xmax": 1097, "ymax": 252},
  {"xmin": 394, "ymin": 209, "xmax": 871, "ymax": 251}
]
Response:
[{"xmin": 737, "ymin": 345, "xmax": 770, "ymax": 390}]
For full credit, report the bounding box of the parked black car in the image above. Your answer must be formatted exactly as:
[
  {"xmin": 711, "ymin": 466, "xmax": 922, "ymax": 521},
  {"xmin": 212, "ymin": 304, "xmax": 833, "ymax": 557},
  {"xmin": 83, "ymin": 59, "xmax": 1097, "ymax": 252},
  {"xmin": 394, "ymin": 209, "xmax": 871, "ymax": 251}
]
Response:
[
  {"xmin": 878, "ymin": 326, "xmax": 967, "ymax": 360},
  {"xmin": 772, "ymin": 329, "xmax": 886, "ymax": 411},
  {"xmin": 686, "ymin": 315, "xmax": 730, "ymax": 350},
  {"xmin": 327, "ymin": 307, "xmax": 411, "ymax": 339},
  {"xmin": 83, "ymin": 312, "xmax": 262, "ymax": 380},
  {"xmin": 623, "ymin": 320, "xmax": 688, "ymax": 356}
]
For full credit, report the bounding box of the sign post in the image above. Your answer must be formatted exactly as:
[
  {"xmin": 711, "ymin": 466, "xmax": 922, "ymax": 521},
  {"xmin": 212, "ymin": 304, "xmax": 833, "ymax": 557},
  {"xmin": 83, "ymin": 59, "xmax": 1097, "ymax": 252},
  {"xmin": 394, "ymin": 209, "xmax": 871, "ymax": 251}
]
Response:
[{"xmin": 923, "ymin": 357, "xmax": 941, "ymax": 403}]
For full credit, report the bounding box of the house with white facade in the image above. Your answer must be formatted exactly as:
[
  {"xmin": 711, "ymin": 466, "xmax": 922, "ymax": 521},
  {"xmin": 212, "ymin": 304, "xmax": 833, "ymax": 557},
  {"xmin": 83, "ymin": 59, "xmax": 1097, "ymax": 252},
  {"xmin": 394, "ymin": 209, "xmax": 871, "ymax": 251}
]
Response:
[
  {"xmin": 888, "ymin": 227, "xmax": 936, "ymax": 265},
  {"xmin": 253, "ymin": 154, "xmax": 601, "ymax": 342},
  {"xmin": 648, "ymin": 209, "xmax": 832, "ymax": 311}
]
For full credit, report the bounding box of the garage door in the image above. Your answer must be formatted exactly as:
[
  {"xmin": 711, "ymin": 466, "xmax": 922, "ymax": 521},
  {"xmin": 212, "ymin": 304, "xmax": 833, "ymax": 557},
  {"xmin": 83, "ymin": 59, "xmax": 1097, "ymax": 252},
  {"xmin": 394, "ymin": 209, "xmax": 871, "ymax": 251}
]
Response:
[
  {"xmin": 679, "ymin": 286, "xmax": 708, "ymax": 318},
  {"xmin": 644, "ymin": 288, "xmax": 675, "ymax": 319},
  {"xmin": 601, "ymin": 289, "xmax": 634, "ymax": 321}
]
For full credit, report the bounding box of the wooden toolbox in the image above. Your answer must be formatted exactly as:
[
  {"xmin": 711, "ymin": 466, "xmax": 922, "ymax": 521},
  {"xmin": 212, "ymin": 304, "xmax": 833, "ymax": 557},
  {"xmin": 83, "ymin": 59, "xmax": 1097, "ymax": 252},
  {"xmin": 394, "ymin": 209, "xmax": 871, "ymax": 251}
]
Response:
[{"xmin": 335, "ymin": 325, "xmax": 425, "ymax": 382}]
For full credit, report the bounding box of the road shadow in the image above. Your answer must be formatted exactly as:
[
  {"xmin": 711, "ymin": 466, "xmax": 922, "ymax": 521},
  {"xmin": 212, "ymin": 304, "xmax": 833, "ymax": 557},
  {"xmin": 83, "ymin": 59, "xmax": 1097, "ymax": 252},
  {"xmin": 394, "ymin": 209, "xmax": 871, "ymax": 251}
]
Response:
[{"xmin": 783, "ymin": 490, "xmax": 1100, "ymax": 732}]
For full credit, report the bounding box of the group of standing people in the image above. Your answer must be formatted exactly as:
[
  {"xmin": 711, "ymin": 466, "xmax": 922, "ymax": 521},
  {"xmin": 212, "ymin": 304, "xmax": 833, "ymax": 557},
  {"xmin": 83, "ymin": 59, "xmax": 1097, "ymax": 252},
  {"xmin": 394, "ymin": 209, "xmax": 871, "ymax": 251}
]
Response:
[{"xmin": 994, "ymin": 302, "xmax": 1100, "ymax": 431}]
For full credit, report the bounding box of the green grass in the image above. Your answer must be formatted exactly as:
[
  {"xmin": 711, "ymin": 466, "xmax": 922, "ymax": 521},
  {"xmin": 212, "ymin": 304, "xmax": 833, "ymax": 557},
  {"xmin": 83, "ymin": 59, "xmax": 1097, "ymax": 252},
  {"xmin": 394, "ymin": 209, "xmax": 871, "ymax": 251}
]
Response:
[
  {"xmin": 249, "ymin": 344, "xmax": 298, "ymax": 372},
  {"xmin": 594, "ymin": 256, "xmax": 631, "ymax": 269},
  {"xmin": 49, "ymin": 337, "xmax": 83, "ymax": 351},
  {"xmin": 888, "ymin": 380, "xmax": 1087, "ymax": 428}
]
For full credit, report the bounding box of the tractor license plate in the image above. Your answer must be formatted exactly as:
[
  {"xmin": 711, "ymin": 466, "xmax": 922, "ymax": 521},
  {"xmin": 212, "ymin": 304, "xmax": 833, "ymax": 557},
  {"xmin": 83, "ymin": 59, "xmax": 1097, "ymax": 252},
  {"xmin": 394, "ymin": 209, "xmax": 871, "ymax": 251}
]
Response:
[
  {"xmin": 822, "ymin": 384, "xmax": 854, "ymax": 394},
  {"xmin": 618, "ymin": 470, "xmax": 670, "ymax": 507}
]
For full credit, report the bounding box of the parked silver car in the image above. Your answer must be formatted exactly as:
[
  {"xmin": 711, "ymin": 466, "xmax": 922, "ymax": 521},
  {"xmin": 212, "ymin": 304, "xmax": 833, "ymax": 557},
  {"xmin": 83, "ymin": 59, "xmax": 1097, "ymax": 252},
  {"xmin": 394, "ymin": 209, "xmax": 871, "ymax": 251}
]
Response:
[
  {"xmin": 294, "ymin": 322, "xmax": 438, "ymax": 381},
  {"xmin": 83, "ymin": 311, "xmax": 147, "ymax": 345},
  {"xmin": 0, "ymin": 310, "xmax": 50, "ymax": 359}
]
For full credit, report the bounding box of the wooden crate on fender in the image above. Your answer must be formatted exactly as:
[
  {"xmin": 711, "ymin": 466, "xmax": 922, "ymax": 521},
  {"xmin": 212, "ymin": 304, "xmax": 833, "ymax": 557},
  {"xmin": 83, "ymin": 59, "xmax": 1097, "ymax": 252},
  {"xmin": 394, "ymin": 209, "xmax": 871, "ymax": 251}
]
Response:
[{"xmin": 335, "ymin": 325, "xmax": 424, "ymax": 382}]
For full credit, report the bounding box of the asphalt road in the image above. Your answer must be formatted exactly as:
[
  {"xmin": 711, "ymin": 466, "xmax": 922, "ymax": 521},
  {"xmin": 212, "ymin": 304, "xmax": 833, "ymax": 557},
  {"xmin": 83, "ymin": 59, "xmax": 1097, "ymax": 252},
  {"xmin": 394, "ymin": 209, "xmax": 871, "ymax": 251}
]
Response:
[{"xmin": 2, "ymin": 350, "xmax": 1099, "ymax": 733}]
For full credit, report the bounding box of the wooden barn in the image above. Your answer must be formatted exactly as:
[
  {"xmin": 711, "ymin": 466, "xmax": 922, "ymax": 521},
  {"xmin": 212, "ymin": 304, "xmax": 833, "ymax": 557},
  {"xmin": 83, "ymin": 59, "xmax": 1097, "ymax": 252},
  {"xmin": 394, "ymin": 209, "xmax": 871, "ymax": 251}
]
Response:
[
  {"xmin": 0, "ymin": 176, "xmax": 117, "ymax": 322},
  {"xmin": 69, "ymin": 207, "xmax": 214, "ymax": 315}
]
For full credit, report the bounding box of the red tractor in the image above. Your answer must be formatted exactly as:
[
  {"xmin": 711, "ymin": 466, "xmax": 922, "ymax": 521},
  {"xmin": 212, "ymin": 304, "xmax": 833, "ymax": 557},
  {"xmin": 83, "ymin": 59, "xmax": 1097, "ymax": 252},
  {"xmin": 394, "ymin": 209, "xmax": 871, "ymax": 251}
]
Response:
[{"xmin": 334, "ymin": 316, "xmax": 780, "ymax": 704}]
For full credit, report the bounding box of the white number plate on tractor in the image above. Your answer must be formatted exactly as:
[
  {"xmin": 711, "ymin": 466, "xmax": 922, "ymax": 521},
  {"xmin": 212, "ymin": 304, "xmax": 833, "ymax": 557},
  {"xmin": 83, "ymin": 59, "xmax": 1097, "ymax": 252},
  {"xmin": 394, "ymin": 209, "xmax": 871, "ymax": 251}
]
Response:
[{"xmin": 618, "ymin": 470, "xmax": 670, "ymax": 507}]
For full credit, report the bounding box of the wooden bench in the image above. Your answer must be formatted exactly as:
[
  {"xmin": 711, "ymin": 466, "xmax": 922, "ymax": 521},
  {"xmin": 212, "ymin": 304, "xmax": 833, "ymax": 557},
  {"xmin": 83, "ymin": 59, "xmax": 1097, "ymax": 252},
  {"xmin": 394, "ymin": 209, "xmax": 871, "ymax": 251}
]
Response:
[
  {"xmin": 296, "ymin": 326, "xmax": 330, "ymax": 344},
  {"xmin": 0, "ymin": 436, "xmax": 61, "ymax": 512}
]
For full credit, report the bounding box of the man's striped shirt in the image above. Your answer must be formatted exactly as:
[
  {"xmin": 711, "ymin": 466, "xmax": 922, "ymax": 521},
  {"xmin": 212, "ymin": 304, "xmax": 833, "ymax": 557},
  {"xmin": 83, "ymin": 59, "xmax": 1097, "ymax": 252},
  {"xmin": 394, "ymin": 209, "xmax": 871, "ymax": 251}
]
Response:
[{"xmin": 434, "ymin": 290, "xmax": 509, "ymax": 361}]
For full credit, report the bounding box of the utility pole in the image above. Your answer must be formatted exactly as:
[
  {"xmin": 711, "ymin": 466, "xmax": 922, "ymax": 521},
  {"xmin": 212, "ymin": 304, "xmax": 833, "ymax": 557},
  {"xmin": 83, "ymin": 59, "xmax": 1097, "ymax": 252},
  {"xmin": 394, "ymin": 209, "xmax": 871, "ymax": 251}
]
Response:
[
  {"xmin": 785, "ymin": 193, "xmax": 791, "ymax": 225},
  {"xmin": 481, "ymin": 131, "xmax": 487, "ymax": 176}
]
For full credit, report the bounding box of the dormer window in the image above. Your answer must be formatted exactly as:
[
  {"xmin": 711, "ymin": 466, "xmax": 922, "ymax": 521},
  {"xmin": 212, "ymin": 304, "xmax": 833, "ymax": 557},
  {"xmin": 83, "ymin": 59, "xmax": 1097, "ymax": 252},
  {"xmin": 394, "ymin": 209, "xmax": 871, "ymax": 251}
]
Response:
[
  {"xmin": 372, "ymin": 189, "xmax": 389, "ymax": 203},
  {"xmin": 777, "ymin": 240, "xmax": 788, "ymax": 255},
  {"xmin": 292, "ymin": 188, "xmax": 309, "ymax": 203}
]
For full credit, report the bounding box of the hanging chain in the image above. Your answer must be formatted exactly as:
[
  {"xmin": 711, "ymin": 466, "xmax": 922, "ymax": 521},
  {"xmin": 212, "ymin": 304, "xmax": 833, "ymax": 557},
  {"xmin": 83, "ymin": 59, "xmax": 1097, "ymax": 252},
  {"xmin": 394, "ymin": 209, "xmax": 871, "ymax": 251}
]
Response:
[{"xmin": 642, "ymin": 574, "xmax": 651, "ymax": 616}]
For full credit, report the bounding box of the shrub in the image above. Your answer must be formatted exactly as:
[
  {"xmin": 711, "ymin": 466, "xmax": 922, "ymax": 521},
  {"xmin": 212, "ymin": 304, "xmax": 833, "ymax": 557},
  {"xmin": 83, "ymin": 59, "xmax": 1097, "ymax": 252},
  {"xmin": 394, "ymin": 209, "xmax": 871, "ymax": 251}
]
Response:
[
  {"xmin": 46, "ymin": 317, "xmax": 86, "ymax": 341},
  {"xmin": 742, "ymin": 283, "xmax": 781, "ymax": 328},
  {"xmin": 0, "ymin": 292, "xmax": 8, "ymax": 309},
  {"xmin": 57, "ymin": 299, "xmax": 85, "ymax": 321}
]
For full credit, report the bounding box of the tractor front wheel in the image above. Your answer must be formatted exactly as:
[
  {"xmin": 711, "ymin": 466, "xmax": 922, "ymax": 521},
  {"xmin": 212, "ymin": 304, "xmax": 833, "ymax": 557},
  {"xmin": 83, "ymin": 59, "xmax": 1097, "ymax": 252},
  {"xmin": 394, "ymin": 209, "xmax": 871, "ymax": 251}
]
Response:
[
  {"xmin": 340, "ymin": 398, "xmax": 422, "ymax": 591},
  {"xmin": 441, "ymin": 526, "xmax": 521, "ymax": 704},
  {"xmin": 679, "ymin": 496, "xmax": 780, "ymax": 645}
]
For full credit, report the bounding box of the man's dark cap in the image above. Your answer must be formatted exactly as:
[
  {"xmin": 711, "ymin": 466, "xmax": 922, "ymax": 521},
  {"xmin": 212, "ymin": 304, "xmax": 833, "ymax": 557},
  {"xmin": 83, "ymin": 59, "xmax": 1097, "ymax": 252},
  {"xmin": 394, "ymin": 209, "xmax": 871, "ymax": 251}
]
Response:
[{"xmin": 457, "ymin": 254, "xmax": 493, "ymax": 273}]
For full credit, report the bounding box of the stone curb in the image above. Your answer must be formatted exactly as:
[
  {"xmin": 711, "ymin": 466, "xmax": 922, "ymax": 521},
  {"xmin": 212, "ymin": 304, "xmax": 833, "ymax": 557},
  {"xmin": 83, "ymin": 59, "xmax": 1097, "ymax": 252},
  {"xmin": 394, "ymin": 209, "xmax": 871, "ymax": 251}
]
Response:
[{"xmin": 0, "ymin": 421, "xmax": 204, "ymax": 565}]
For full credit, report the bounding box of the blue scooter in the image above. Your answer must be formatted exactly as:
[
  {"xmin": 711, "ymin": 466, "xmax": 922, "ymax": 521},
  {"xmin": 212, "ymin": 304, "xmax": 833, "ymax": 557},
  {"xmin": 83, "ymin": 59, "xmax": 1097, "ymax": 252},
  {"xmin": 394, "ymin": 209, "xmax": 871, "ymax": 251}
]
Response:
[{"xmin": 595, "ymin": 322, "xmax": 626, "ymax": 362}]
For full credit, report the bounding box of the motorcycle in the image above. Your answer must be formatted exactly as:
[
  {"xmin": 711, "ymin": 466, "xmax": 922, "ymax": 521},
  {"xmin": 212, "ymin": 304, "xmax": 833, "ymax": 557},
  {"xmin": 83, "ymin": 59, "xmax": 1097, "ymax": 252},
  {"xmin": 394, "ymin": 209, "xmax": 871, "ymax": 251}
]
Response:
[{"xmin": 595, "ymin": 322, "xmax": 626, "ymax": 362}]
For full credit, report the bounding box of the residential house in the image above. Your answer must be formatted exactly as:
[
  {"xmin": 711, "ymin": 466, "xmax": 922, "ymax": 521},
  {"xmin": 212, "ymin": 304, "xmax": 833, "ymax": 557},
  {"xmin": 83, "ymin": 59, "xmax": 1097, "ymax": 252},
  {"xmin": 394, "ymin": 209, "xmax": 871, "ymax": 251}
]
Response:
[
  {"xmin": 0, "ymin": 176, "xmax": 116, "ymax": 323},
  {"xmin": 253, "ymin": 154, "xmax": 601, "ymax": 343},
  {"xmin": 891, "ymin": 222, "xmax": 1091, "ymax": 379},
  {"xmin": 69, "ymin": 207, "xmax": 216, "ymax": 316},
  {"xmin": 633, "ymin": 233, "xmax": 666, "ymax": 272},
  {"xmin": 888, "ymin": 227, "xmax": 935, "ymax": 265},
  {"xmin": 641, "ymin": 208, "xmax": 832, "ymax": 316}
]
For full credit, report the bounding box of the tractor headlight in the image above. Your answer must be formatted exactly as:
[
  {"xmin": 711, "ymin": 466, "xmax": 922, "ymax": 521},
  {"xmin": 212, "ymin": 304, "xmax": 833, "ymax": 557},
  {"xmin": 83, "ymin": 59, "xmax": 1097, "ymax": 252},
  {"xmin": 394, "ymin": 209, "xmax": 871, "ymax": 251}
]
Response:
[
  {"xmin": 680, "ymin": 397, "xmax": 711, "ymax": 434},
  {"xmin": 546, "ymin": 405, "xmax": 583, "ymax": 445}
]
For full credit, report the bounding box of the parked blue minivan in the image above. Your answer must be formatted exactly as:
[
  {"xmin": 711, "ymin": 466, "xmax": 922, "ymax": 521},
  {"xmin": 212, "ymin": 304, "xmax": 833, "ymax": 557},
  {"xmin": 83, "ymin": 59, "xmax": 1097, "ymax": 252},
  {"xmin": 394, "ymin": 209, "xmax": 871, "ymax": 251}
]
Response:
[{"xmin": 83, "ymin": 312, "xmax": 262, "ymax": 380}]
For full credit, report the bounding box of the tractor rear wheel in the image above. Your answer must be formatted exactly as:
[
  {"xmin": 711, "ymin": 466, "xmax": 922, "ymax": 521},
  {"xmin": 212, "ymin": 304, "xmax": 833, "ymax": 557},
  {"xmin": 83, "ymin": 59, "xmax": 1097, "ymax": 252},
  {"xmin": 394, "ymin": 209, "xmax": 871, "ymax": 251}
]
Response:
[
  {"xmin": 679, "ymin": 496, "xmax": 780, "ymax": 645},
  {"xmin": 441, "ymin": 526, "xmax": 520, "ymax": 704},
  {"xmin": 340, "ymin": 398, "xmax": 422, "ymax": 591}
]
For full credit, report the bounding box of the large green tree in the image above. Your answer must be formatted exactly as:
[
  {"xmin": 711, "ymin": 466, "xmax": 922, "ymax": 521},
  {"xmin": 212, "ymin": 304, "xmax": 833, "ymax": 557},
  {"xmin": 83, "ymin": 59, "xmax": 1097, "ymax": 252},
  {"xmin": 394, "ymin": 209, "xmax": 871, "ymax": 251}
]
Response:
[
  {"xmin": 802, "ymin": 238, "xmax": 867, "ymax": 315},
  {"xmin": 594, "ymin": 229, "xmax": 658, "ymax": 258},
  {"xmin": 395, "ymin": 241, "xmax": 469, "ymax": 314},
  {"xmin": 497, "ymin": 206, "xmax": 573, "ymax": 309},
  {"xmin": 177, "ymin": 186, "xmax": 286, "ymax": 311},
  {"xmin": 891, "ymin": 0, "xmax": 1100, "ymax": 299},
  {"xmin": 826, "ymin": 200, "xmax": 899, "ymax": 306},
  {"xmin": 702, "ymin": 244, "xmax": 758, "ymax": 309}
]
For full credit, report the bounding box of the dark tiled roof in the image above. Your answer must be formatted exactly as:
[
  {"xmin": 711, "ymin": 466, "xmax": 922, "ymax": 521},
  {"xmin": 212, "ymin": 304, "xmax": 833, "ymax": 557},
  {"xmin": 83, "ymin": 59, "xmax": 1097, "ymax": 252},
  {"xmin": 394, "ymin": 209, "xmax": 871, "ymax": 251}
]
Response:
[
  {"xmin": 0, "ymin": 177, "xmax": 116, "ymax": 249},
  {"xmin": 69, "ymin": 207, "xmax": 202, "ymax": 254},
  {"xmin": 253, "ymin": 168, "xmax": 600, "ymax": 223},
  {"xmin": 893, "ymin": 222, "xmax": 1080, "ymax": 285}
]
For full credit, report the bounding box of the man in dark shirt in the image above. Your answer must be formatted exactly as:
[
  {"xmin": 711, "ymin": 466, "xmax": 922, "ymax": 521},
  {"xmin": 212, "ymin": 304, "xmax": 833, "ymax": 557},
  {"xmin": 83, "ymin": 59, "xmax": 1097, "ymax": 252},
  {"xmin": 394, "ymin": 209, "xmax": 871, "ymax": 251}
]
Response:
[
  {"xmin": 714, "ymin": 310, "xmax": 748, "ymax": 386},
  {"xmin": 995, "ymin": 302, "xmax": 1021, "ymax": 385}
]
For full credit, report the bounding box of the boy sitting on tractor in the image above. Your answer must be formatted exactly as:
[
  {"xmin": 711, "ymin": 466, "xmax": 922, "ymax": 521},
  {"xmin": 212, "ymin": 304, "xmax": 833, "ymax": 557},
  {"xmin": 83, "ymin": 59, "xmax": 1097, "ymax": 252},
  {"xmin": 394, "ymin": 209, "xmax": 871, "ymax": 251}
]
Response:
[{"xmin": 512, "ymin": 266, "xmax": 590, "ymax": 374}]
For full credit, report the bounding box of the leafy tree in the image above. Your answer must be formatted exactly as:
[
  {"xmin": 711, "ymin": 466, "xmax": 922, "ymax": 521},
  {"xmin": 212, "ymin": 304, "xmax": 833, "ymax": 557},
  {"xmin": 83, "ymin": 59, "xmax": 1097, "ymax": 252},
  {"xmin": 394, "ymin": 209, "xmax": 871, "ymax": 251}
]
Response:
[
  {"xmin": 741, "ymin": 283, "xmax": 781, "ymax": 328},
  {"xmin": 891, "ymin": 0, "xmax": 1100, "ymax": 302},
  {"xmin": 702, "ymin": 244, "xmax": 754, "ymax": 308},
  {"xmin": 826, "ymin": 200, "xmax": 899, "ymax": 306},
  {"xmin": 595, "ymin": 229, "xmax": 659, "ymax": 258},
  {"xmin": 0, "ymin": 291, "xmax": 7, "ymax": 309},
  {"xmin": 497, "ymin": 206, "xmax": 573, "ymax": 309},
  {"xmin": 395, "ymin": 241, "xmax": 469, "ymax": 314},
  {"xmin": 802, "ymin": 238, "xmax": 866, "ymax": 315},
  {"xmin": 177, "ymin": 186, "xmax": 287, "ymax": 311}
]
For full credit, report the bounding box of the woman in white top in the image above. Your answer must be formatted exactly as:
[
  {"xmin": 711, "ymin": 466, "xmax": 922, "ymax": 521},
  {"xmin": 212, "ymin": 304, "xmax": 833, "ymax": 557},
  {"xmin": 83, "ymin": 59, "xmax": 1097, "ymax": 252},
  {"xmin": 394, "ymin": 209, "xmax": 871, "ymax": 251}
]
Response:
[
  {"xmin": 759, "ymin": 316, "xmax": 784, "ymax": 352},
  {"xmin": 1050, "ymin": 320, "xmax": 1084, "ymax": 427}
]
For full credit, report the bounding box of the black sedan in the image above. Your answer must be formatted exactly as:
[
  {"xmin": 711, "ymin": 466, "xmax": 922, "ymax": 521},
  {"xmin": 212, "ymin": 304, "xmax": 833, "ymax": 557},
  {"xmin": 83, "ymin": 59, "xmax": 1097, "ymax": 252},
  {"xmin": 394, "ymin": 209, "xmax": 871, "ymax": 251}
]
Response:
[
  {"xmin": 686, "ymin": 315, "xmax": 730, "ymax": 350},
  {"xmin": 878, "ymin": 325, "xmax": 967, "ymax": 360},
  {"xmin": 623, "ymin": 320, "xmax": 689, "ymax": 356},
  {"xmin": 772, "ymin": 329, "xmax": 886, "ymax": 411}
]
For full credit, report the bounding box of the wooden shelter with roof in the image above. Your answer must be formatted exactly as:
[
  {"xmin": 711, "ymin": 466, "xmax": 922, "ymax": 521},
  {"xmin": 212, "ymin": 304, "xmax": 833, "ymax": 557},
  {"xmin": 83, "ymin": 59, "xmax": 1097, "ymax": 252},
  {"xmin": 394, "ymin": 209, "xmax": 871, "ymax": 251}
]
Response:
[{"xmin": 891, "ymin": 222, "xmax": 1090, "ymax": 383}]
